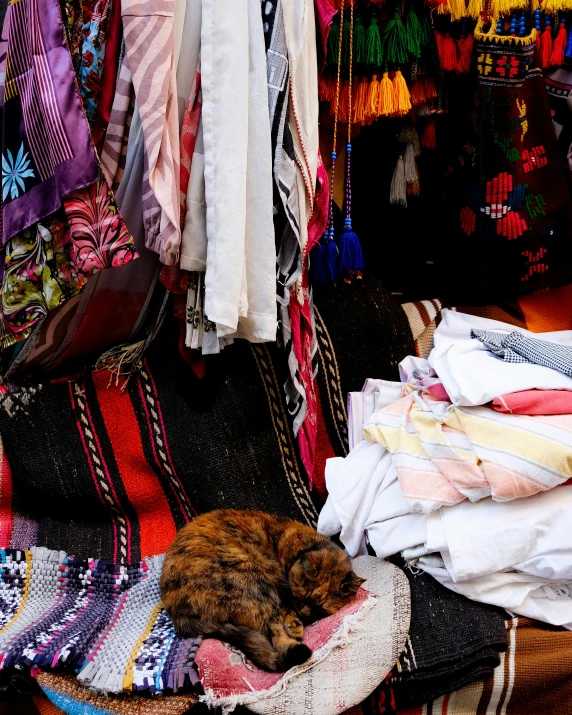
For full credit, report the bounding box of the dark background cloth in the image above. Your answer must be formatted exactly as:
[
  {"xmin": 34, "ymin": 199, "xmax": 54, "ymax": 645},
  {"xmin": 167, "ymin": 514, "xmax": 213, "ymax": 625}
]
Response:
[{"xmin": 386, "ymin": 557, "xmax": 508, "ymax": 710}]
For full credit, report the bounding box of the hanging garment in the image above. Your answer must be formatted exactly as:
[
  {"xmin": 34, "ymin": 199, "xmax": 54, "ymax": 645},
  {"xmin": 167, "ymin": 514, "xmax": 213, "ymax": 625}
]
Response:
[
  {"xmin": 1, "ymin": 0, "xmax": 99, "ymax": 242},
  {"xmin": 201, "ymin": 0, "xmax": 276, "ymax": 343},
  {"xmin": 121, "ymin": 0, "xmax": 180, "ymax": 265},
  {"xmin": 429, "ymin": 309, "xmax": 572, "ymax": 406},
  {"xmin": 100, "ymin": 59, "xmax": 135, "ymax": 192}
]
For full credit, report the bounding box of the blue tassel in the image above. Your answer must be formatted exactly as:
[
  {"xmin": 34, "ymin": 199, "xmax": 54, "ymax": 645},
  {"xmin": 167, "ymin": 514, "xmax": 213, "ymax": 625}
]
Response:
[
  {"xmin": 326, "ymin": 234, "xmax": 339, "ymax": 282},
  {"xmin": 566, "ymin": 25, "xmax": 572, "ymax": 58},
  {"xmin": 311, "ymin": 241, "xmax": 329, "ymax": 284},
  {"xmin": 339, "ymin": 219, "xmax": 365, "ymax": 274}
]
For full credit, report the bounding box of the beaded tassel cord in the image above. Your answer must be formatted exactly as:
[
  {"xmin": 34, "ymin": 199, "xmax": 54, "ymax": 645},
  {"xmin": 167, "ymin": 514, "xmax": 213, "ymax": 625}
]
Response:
[
  {"xmin": 339, "ymin": 0, "xmax": 365, "ymax": 281},
  {"xmin": 312, "ymin": 0, "xmax": 346, "ymax": 284}
]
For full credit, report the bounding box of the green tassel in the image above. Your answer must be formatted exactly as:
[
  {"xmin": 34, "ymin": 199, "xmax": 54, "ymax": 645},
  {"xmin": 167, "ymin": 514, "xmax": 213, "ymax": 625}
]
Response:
[
  {"xmin": 354, "ymin": 13, "xmax": 366, "ymax": 64},
  {"xmin": 406, "ymin": 10, "xmax": 422, "ymax": 59},
  {"xmin": 366, "ymin": 14, "xmax": 383, "ymax": 66},
  {"xmin": 382, "ymin": 10, "xmax": 409, "ymax": 66},
  {"xmin": 327, "ymin": 16, "xmax": 340, "ymax": 67},
  {"xmin": 419, "ymin": 13, "xmax": 432, "ymax": 47},
  {"xmin": 342, "ymin": 12, "xmax": 351, "ymax": 69}
]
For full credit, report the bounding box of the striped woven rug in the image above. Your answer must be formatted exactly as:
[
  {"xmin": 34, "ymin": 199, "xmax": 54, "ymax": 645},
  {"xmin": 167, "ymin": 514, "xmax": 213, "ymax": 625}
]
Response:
[{"xmin": 0, "ymin": 547, "xmax": 200, "ymax": 695}]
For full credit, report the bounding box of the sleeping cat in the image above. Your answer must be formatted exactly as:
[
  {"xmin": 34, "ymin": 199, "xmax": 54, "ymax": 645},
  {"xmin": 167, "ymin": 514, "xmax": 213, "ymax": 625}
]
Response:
[{"xmin": 160, "ymin": 509, "xmax": 364, "ymax": 672}]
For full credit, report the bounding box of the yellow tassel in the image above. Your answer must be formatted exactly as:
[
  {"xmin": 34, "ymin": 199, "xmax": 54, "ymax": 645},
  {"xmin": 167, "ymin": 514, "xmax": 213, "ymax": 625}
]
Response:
[
  {"xmin": 448, "ymin": 0, "xmax": 467, "ymax": 21},
  {"xmin": 437, "ymin": 0, "xmax": 452, "ymax": 14},
  {"xmin": 466, "ymin": 0, "xmax": 482, "ymax": 18},
  {"xmin": 530, "ymin": 0, "xmax": 540, "ymax": 9},
  {"xmin": 392, "ymin": 70, "xmax": 412, "ymax": 116},
  {"xmin": 353, "ymin": 76, "xmax": 368, "ymax": 124},
  {"xmin": 366, "ymin": 74, "xmax": 381, "ymax": 123},
  {"xmin": 543, "ymin": 0, "xmax": 565, "ymax": 12},
  {"xmin": 378, "ymin": 71, "xmax": 394, "ymax": 116}
]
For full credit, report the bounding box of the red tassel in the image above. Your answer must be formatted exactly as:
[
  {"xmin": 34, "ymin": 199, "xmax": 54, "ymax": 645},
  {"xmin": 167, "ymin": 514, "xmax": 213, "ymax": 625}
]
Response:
[
  {"xmin": 411, "ymin": 79, "xmax": 426, "ymax": 105},
  {"xmin": 551, "ymin": 23, "xmax": 567, "ymax": 67},
  {"xmin": 421, "ymin": 116, "xmax": 437, "ymax": 149},
  {"xmin": 535, "ymin": 32, "xmax": 542, "ymax": 66},
  {"xmin": 456, "ymin": 33, "xmax": 474, "ymax": 73},
  {"xmin": 435, "ymin": 31, "xmax": 458, "ymax": 72},
  {"xmin": 540, "ymin": 26, "xmax": 553, "ymax": 69}
]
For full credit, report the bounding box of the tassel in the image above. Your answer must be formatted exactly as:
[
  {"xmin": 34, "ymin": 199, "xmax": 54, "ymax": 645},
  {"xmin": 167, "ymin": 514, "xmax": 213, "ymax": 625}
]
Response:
[
  {"xmin": 327, "ymin": 17, "xmax": 340, "ymax": 66},
  {"xmin": 566, "ymin": 24, "xmax": 572, "ymax": 58},
  {"xmin": 353, "ymin": 76, "xmax": 369, "ymax": 123},
  {"xmin": 366, "ymin": 14, "xmax": 383, "ymax": 65},
  {"xmin": 378, "ymin": 71, "xmax": 394, "ymax": 115},
  {"xmin": 354, "ymin": 13, "xmax": 366, "ymax": 63},
  {"xmin": 319, "ymin": 76, "xmax": 335, "ymax": 102},
  {"xmin": 457, "ymin": 33, "xmax": 474, "ymax": 73},
  {"xmin": 404, "ymin": 143, "xmax": 418, "ymax": 183},
  {"xmin": 540, "ymin": 19, "xmax": 553, "ymax": 69},
  {"xmin": 423, "ymin": 76, "xmax": 437, "ymax": 98},
  {"xmin": 339, "ymin": 220, "xmax": 365, "ymax": 274},
  {"xmin": 448, "ymin": 0, "xmax": 466, "ymax": 21},
  {"xmin": 382, "ymin": 11, "xmax": 409, "ymax": 65},
  {"xmin": 421, "ymin": 116, "xmax": 437, "ymax": 149},
  {"xmin": 390, "ymin": 151, "xmax": 407, "ymax": 207},
  {"xmin": 311, "ymin": 242, "xmax": 330, "ymax": 285},
  {"xmin": 367, "ymin": 74, "xmax": 381, "ymax": 122},
  {"xmin": 411, "ymin": 78, "xmax": 425, "ymax": 105},
  {"xmin": 435, "ymin": 31, "xmax": 458, "ymax": 71},
  {"xmin": 392, "ymin": 70, "xmax": 412, "ymax": 116},
  {"xmin": 467, "ymin": 0, "xmax": 482, "ymax": 18},
  {"xmin": 399, "ymin": 125, "xmax": 421, "ymax": 155},
  {"xmin": 551, "ymin": 21, "xmax": 567, "ymax": 66},
  {"xmin": 407, "ymin": 178, "xmax": 421, "ymax": 195},
  {"xmin": 326, "ymin": 238, "xmax": 339, "ymax": 282},
  {"xmin": 342, "ymin": 12, "xmax": 351, "ymax": 68},
  {"xmin": 406, "ymin": 10, "xmax": 423, "ymax": 59},
  {"xmin": 419, "ymin": 14, "xmax": 433, "ymax": 46}
]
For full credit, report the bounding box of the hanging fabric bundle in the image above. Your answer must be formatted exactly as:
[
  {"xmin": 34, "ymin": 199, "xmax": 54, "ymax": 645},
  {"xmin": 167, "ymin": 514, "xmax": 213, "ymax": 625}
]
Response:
[{"xmin": 339, "ymin": 0, "xmax": 365, "ymax": 280}]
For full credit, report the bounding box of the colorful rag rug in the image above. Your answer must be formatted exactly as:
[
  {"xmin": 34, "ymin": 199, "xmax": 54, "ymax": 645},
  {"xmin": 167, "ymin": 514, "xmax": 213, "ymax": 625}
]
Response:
[
  {"xmin": 1, "ymin": 0, "xmax": 99, "ymax": 243},
  {"xmin": 451, "ymin": 25, "xmax": 572, "ymax": 301},
  {"xmin": 0, "ymin": 548, "xmax": 199, "ymax": 695}
]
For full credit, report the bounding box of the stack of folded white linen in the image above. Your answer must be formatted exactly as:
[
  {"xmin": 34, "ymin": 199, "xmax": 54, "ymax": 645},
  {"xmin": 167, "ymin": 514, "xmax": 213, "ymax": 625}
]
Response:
[{"xmin": 319, "ymin": 309, "xmax": 572, "ymax": 628}]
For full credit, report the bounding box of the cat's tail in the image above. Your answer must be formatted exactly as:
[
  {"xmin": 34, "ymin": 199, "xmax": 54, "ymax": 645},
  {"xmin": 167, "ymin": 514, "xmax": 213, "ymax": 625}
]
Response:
[{"xmin": 176, "ymin": 618, "xmax": 312, "ymax": 673}]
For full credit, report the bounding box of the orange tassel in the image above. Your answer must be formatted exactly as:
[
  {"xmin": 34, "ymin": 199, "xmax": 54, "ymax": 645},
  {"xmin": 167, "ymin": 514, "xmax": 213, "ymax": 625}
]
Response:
[
  {"xmin": 551, "ymin": 23, "xmax": 567, "ymax": 67},
  {"xmin": 353, "ymin": 77, "xmax": 369, "ymax": 124},
  {"xmin": 378, "ymin": 71, "xmax": 394, "ymax": 116},
  {"xmin": 411, "ymin": 79, "xmax": 425, "ymax": 105},
  {"xmin": 540, "ymin": 26, "xmax": 553, "ymax": 69},
  {"xmin": 318, "ymin": 76, "xmax": 335, "ymax": 102},
  {"xmin": 423, "ymin": 76, "xmax": 437, "ymax": 99},
  {"xmin": 392, "ymin": 70, "xmax": 412, "ymax": 116},
  {"xmin": 456, "ymin": 33, "xmax": 474, "ymax": 73},
  {"xmin": 365, "ymin": 75, "xmax": 380, "ymax": 123},
  {"xmin": 421, "ymin": 116, "xmax": 437, "ymax": 149},
  {"xmin": 435, "ymin": 31, "xmax": 457, "ymax": 71}
]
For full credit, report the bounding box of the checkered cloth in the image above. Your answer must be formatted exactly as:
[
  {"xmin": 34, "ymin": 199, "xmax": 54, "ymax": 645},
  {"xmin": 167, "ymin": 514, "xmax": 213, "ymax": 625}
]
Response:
[{"xmin": 471, "ymin": 329, "xmax": 572, "ymax": 376}]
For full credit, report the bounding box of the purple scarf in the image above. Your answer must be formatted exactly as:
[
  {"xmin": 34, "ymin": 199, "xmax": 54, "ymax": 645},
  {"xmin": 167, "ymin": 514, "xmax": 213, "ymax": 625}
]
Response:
[{"xmin": 1, "ymin": 0, "xmax": 98, "ymax": 243}]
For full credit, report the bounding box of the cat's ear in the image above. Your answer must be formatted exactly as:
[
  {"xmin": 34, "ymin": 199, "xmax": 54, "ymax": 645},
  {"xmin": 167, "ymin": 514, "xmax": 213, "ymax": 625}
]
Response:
[
  {"xmin": 302, "ymin": 554, "xmax": 318, "ymax": 578},
  {"xmin": 341, "ymin": 572, "xmax": 366, "ymax": 595}
]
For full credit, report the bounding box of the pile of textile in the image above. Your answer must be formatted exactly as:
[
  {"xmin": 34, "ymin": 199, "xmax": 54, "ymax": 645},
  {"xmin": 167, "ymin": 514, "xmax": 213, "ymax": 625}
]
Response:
[{"xmin": 320, "ymin": 307, "xmax": 572, "ymax": 705}]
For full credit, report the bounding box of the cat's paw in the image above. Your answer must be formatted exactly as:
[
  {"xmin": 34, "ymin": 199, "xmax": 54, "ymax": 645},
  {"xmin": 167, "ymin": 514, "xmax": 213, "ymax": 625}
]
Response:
[{"xmin": 284, "ymin": 613, "xmax": 304, "ymax": 641}]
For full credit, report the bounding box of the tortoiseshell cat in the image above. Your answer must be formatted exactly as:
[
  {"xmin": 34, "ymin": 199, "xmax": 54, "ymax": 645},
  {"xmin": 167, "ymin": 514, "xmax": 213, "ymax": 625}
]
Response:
[{"xmin": 160, "ymin": 509, "xmax": 364, "ymax": 672}]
